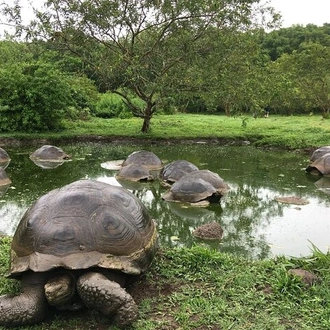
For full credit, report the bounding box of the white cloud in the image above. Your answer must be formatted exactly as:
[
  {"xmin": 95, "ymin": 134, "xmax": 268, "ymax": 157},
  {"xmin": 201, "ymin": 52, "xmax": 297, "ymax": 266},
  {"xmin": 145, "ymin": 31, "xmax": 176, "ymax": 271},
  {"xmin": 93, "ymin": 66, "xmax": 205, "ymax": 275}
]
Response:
[{"xmin": 270, "ymin": 0, "xmax": 330, "ymax": 27}]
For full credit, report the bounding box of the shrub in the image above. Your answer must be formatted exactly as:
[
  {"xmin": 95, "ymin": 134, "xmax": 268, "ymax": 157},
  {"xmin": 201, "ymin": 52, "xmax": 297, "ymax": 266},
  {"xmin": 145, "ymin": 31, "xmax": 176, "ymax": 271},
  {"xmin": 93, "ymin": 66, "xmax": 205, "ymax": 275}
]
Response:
[
  {"xmin": 67, "ymin": 75, "xmax": 99, "ymax": 119},
  {"xmin": 0, "ymin": 62, "xmax": 72, "ymax": 132},
  {"xmin": 0, "ymin": 61, "xmax": 99, "ymax": 131},
  {"xmin": 94, "ymin": 93, "xmax": 132, "ymax": 118}
]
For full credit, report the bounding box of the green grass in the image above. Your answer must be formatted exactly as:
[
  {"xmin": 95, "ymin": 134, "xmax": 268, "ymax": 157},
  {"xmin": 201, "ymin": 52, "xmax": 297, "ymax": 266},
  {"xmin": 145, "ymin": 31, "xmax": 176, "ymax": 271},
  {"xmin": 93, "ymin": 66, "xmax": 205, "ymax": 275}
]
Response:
[
  {"xmin": 2, "ymin": 113, "xmax": 330, "ymax": 149},
  {"xmin": 0, "ymin": 237, "xmax": 330, "ymax": 330}
]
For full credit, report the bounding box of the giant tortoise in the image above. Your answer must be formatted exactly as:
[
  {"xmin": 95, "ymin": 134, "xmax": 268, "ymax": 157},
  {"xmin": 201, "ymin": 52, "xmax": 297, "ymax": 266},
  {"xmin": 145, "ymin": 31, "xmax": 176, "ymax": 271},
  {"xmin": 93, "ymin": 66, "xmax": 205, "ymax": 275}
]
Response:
[
  {"xmin": 310, "ymin": 146, "xmax": 330, "ymax": 162},
  {"xmin": 306, "ymin": 152, "xmax": 330, "ymax": 176},
  {"xmin": 122, "ymin": 150, "xmax": 163, "ymax": 170},
  {"xmin": 30, "ymin": 145, "xmax": 70, "ymax": 161},
  {"xmin": 0, "ymin": 179, "xmax": 157, "ymax": 327},
  {"xmin": 160, "ymin": 160, "xmax": 199, "ymax": 184},
  {"xmin": 0, "ymin": 168, "xmax": 11, "ymax": 187},
  {"xmin": 116, "ymin": 163, "xmax": 153, "ymax": 182},
  {"xmin": 162, "ymin": 169, "xmax": 230, "ymax": 204},
  {"xmin": 30, "ymin": 145, "xmax": 71, "ymax": 169},
  {"xmin": 0, "ymin": 147, "xmax": 11, "ymax": 169}
]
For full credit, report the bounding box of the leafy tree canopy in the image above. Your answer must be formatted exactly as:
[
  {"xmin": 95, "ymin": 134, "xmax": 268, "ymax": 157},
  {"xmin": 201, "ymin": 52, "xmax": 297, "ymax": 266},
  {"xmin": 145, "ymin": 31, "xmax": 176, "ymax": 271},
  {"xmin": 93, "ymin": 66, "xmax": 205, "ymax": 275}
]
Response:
[
  {"xmin": 261, "ymin": 23, "xmax": 330, "ymax": 60},
  {"xmin": 1, "ymin": 0, "xmax": 278, "ymax": 132}
]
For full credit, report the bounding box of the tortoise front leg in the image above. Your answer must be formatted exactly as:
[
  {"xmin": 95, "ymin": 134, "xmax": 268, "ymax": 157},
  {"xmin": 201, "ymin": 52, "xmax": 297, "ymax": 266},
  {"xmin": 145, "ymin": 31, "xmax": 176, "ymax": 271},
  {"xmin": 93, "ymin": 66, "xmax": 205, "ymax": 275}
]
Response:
[
  {"xmin": 77, "ymin": 272, "xmax": 138, "ymax": 327},
  {"xmin": 0, "ymin": 272, "xmax": 48, "ymax": 326}
]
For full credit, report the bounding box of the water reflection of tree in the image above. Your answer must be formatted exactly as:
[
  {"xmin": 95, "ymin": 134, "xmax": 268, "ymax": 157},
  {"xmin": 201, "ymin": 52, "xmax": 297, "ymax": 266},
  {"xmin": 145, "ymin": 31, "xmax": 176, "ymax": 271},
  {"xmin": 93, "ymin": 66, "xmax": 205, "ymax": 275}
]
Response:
[
  {"xmin": 122, "ymin": 179, "xmax": 287, "ymax": 259},
  {"xmin": 219, "ymin": 185, "xmax": 285, "ymax": 259}
]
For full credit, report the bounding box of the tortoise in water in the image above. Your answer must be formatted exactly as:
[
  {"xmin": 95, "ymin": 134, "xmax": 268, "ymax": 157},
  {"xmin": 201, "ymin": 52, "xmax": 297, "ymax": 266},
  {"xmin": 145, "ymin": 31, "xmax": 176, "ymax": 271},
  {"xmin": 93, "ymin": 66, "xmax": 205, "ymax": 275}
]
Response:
[
  {"xmin": 0, "ymin": 179, "xmax": 157, "ymax": 327},
  {"xmin": 160, "ymin": 160, "xmax": 199, "ymax": 184},
  {"xmin": 310, "ymin": 146, "xmax": 330, "ymax": 162},
  {"xmin": 30, "ymin": 145, "xmax": 71, "ymax": 161},
  {"xmin": 116, "ymin": 164, "xmax": 153, "ymax": 182},
  {"xmin": 306, "ymin": 152, "xmax": 330, "ymax": 175},
  {"xmin": 162, "ymin": 169, "xmax": 230, "ymax": 204},
  {"xmin": 122, "ymin": 150, "xmax": 163, "ymax": 170},
  {"xmin": 0, "ymin": 147, "xmax": 11, "ymax": 169},
  {"xmin": 0, "ymin": 168, "xmax": 11, "ymax": 187}
]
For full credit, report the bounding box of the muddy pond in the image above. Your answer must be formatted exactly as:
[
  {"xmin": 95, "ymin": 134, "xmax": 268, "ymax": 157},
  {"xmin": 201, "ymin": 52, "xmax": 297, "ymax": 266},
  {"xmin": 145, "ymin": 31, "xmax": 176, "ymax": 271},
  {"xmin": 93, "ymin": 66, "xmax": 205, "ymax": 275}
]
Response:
[{"xmin": 1, "ymin": 142, "xmax": 329, "ymax": 260}]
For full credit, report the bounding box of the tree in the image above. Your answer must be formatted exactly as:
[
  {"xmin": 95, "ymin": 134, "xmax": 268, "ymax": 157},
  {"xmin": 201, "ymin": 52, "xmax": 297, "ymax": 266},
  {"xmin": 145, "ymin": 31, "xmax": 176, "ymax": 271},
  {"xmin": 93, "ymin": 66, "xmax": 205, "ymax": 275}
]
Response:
[
  {"xmin": 2, "ymin": 0, "xmax": 278, "ymax": 132},
  {"xmin": 275, "ymin": 43, "xmax": 330, "ymax": 117},
  {"xmin": 261, "ymin": 23, "xmax": 330, "ymax": 61},
  {"xmin": 179, "ymin": 28, "xmax": 273, "ymax": 116}
]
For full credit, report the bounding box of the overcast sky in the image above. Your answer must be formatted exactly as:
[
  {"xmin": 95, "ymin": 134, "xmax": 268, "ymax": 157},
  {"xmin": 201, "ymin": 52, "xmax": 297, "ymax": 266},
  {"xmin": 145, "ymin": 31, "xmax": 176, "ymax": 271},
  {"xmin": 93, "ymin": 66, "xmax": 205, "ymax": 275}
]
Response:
[
  {"xmin": 1, "ymin": 0, "xmax": 330, "ymax": 36},
  {"xmin": 270, "ymin": 0, "xmax": 330, "ymax": 27}
]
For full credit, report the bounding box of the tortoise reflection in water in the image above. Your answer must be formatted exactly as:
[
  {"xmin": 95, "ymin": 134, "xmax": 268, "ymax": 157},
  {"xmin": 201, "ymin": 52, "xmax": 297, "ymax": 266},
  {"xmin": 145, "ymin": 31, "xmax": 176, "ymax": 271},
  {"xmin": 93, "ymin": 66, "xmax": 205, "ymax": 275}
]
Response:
[{"xmin": 0, "ymin": 179, "xmax": 157, "ymax": 328}]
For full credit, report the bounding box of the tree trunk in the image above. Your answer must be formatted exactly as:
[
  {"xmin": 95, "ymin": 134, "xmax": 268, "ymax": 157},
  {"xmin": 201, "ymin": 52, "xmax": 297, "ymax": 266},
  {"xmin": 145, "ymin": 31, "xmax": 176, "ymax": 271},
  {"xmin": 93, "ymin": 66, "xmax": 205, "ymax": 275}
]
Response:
[
  {"xmin": 141, "ymin": 116, "xmax": 151, "ymax": 133},
  {"xmin": 140, "ymin": 101, "xmax": 154, "ymax": 133}
]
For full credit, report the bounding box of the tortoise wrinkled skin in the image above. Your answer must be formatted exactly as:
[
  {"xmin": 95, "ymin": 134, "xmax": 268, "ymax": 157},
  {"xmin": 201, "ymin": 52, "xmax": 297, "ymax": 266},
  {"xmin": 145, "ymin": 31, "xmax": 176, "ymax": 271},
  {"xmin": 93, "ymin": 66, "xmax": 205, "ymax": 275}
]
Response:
[{"xmin": 0, "ymin": 179, "xmax": 157, "ymax": 328}]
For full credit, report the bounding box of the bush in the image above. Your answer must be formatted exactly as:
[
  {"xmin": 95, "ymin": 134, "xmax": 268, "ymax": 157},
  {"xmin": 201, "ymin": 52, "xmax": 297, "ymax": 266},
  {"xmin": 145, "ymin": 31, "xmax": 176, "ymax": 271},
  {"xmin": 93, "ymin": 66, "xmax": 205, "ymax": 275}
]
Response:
[
  {"xmin": 0, "ymin": 61, "xmax": 99, "ymax": 132},
  {"xmin": 94, "ymin": 93, "xmax": 132, "ymax": 119},
  {"xmin": 0, "ymin": 62, "xmax": 73, "ymax": 132},
  {"xmin": 67, "ymin": 75, "xmax": 99, "ymax": 119}
]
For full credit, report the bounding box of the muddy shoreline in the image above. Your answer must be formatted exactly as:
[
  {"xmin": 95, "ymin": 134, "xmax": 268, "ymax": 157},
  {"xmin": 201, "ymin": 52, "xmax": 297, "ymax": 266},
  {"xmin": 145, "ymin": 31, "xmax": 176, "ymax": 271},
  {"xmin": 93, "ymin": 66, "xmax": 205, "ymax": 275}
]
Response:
[{"xmin": 0, "ymin": 135, "xmax": 313, "ymax": 155}]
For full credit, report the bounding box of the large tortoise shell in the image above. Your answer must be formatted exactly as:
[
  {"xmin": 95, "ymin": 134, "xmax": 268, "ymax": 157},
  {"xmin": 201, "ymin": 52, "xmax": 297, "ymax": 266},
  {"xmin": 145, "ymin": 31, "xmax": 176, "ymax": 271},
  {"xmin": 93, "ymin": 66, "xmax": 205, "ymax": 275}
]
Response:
[
  {"xmin": 10, "ymin": 180, "xmax": 157, "ymax": 277},
  {"xmin": 122, "ymin": 150, "xmax": 163, "ymax": 170},
  {"xmin": 30, "ymin": 145, "xmax": 70, "ymax": 160},
  {"xmin": 162, "ymin": 170, "xmax": 230, "ymax": 203}
]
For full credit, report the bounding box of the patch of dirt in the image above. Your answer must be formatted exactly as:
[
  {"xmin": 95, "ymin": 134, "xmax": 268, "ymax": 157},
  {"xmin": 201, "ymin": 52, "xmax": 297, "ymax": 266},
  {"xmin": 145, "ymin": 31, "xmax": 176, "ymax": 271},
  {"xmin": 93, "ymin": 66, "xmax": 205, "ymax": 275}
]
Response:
[{"xmin": 128, "ymin": 274, "xmax": 177, "ymax": 304}]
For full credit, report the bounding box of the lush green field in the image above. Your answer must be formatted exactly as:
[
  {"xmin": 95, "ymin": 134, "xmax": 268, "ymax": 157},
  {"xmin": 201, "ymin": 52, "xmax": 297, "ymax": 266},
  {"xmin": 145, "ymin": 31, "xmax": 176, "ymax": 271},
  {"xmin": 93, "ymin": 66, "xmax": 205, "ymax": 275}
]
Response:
[
  {"xmin": 1, "ymin": 114, "xmax": 330, "ymax": 329},
  {"xmin": 1, "ymin": 114, "xmax": 330, "ymax": 149}
]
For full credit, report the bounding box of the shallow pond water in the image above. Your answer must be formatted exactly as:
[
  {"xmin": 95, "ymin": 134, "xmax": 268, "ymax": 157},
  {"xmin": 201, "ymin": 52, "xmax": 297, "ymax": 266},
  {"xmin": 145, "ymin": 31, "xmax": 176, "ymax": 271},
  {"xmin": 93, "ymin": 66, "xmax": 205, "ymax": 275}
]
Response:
[{"xmin": 1, "ymin": 142, "xmax": 329, "ymax": 259}]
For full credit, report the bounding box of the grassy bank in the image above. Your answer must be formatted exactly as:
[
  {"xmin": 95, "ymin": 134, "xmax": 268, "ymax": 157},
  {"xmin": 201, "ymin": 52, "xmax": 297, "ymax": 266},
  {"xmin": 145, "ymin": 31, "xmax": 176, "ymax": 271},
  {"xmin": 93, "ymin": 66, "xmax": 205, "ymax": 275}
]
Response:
[
  {"xmin": 0, "ymin": 238, "xmax": 330, "ymax": 330},
  {"xmin": 1, "ymin": 114, "xmax": 330, "ymax": 149}
]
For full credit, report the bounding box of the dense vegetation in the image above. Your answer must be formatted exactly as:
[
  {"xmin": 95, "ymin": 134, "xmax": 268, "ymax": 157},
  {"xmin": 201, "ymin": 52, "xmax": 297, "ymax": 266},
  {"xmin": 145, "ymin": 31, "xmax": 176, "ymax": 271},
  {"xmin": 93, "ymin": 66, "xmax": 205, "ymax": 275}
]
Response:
[{"xmin": 0, "ymin": 0, "xmax": 329, "ymax": 134}]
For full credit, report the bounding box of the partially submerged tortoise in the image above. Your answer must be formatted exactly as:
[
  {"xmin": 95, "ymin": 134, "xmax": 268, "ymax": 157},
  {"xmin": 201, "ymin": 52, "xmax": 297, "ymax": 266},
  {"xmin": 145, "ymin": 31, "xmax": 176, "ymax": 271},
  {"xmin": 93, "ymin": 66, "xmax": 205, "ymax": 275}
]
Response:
[
  {"xmin": 0, "ymin": 168, "xmax": 11, "ymax": 187},
  {"xmin": 30, "ymin": 145, "xmax": 71, "ymax": 161},
  {"xmin": 122, "ymin": 150, "xmax": 163, "ymax": 170},
  {"xmin": 160, "ymin": 160, "xmax": 199, "ymax": 184},
  {"xmin": 306, "ymin": 152, "xmax": 330, "ymax": 176},
  {"xmin": 310, "ymin": 146, "xmax": 330, "ymax": 162},
  {"xmin": 116, "ymin": 163, "xmax": 153, "ymax": 182},
  {"xmin": 0, "ymin": 179, "xmax": 157, "ymax": 327},
  {"xmin": 0, "ymin": 147, "xmax": 11, "ymax": 169},
  {"xmin": 162, "ymin": 169, "xmax": 230, "ymax": 204}
]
